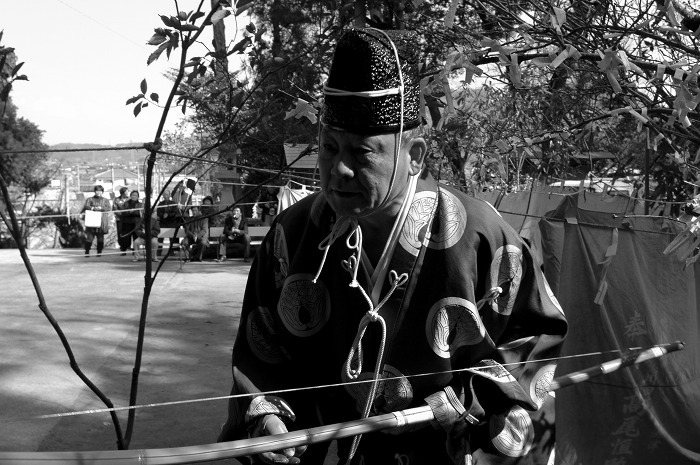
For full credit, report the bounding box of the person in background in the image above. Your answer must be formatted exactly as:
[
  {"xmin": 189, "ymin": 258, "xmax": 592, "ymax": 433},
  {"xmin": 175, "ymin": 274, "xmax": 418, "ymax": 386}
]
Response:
[
  {"xmin": 268, "ymin": 203, "xmax": 278, "ymax": 224},
  {"xmin": 201, "ymin": 195, "xmax": 223, "ymax": 228},
  {"xmin": 183, "ymin": 205, "xmax": 209, "ymax": 262},
  {"xmin": 120, "ymin": 190, "xmax": 142, "ymax": 251},
  {"xmin": 113, "ymin": 186, "xmax": 130, "ymax": 256},
  {"xmin": 157, "ymin": 188, "xmax": 179, "ymax": 257},
  {"xmin": 132, "ymin": 210, "xmax": 161, "ymax": 263},
  {"xmin": 217, "ymin": 206, "xmax": 250, "ymax": 263},
  {"xmin": 217, "ymin": 29, "xmax": 567, "ymax": 465},
  {"xmin": 81, "ymin": 184, "xmax": 111, "ymax": 257}
]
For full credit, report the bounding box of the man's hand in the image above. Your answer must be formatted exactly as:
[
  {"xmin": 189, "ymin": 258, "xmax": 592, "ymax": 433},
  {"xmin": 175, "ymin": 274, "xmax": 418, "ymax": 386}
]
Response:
[{"xmin": 251, "ymin": 414, "xmax": 307, "ymax": 464}]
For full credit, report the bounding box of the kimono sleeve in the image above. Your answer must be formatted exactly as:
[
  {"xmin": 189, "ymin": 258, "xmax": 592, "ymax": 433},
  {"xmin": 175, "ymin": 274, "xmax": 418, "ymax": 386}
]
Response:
[
  {"xmin": 218, "ymin": 222, "xmax": 298, "ymax": 442},
  {"xmin": 426, "ymin": 230, "xmax": 567, "ymax": 462}
]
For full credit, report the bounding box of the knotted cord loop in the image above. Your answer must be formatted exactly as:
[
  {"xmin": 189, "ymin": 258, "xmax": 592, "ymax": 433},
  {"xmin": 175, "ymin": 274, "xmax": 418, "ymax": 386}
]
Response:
[
  {"xmin": 312, "ymin": 217, "xmax": 356, "ymax": 283},
  {"xmin": 343, "ymin": 224, "xmax": 363, "ymax": 287},
  {"xmin": 344, "ymin": 268, "xmax": 408, "ymax": 462},
  {"xmin": 476, "ymin": 285, "xmax": 503, "ymax": 310}
]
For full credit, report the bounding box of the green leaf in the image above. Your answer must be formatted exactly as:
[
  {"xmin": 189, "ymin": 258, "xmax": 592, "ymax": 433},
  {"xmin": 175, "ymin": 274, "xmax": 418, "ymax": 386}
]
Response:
[
  {"xmin": 134, "ymin": 102, "xmax": 143, "ymax": 117},
  {"xmin": 147, "ymin": 42, "xmax": 169, "ymax": 65},
  {"xmin": 179, "ymin": 23, "xmax": 199, "ymax": 32},
  {"xmin": 160, "ymin": 15, "xmax": 178, "ymax": 28},
  {"xmin": 0, "ymin": 83, "xmax": 12, "ymax": 103},
  {"xmin": 147, "ymin": 33, "xmax": 168, "ymax": 45},
  {"xmin": 235, "ymin": 2, "xmax": 253, "ymax": 15},
  {"xmin": 125, "ymin": 95, "xmax": 142, "ymax": 105},
  {"xmin": 178, "ymin": 10, "xmax": 189, "ymax": 20},
  {"xmin": 227, "ymin": 36, "xmax": 252, "ymax": 55},
  {"xmin": 180, "ymin": 97, "xmax": 188, "ymax": 115},
  {"xmin": 11, "ymin": 62, "xmax": 24, "ymax": 77},
  {"xmin": 140, "ymin": 78, "xmax": 147, "ymax": 94},
  {"xmin": 186, "ymin": 68, "xmax": 199, "ymax": 85},
  {"xmin": 245, "ymin": 23, "xmax": 256, "ymax": 34},
  {"xmin": 150, "ymin": 93, "xmax": 159, "ymax": 103},
  {"xmin": 231, "ymin": 89, "xmax": 245, "ymax": 108},
  {"xmin": 189, "ymin": 11, "xmax": 205, "ymax": 23},
  {"xmin": 14, "ymin": 74, "xmax": 28, "ymax": 81}
]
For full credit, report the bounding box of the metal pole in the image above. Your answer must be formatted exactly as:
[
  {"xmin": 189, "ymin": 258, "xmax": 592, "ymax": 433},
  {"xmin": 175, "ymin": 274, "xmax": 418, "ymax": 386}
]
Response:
[
  {"xmin": 65, "ymin": 175, "xmax": 70, "ymax": 225},
  {"xmin": 645, "ymin": 129, "xmax": 650, "ymax": 215}
]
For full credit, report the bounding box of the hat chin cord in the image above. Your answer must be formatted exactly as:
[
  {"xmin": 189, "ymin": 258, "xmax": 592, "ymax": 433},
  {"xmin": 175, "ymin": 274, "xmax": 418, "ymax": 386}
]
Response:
[{"xmin": 315, "ymin": 28, "xmax": 412, "ymax": 464}]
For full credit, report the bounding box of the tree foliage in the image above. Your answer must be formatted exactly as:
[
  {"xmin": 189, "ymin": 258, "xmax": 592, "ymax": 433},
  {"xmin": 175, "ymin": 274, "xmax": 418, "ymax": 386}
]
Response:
[
  {"xmin": 1, "ymin": 33, "xmax": 50, "ymax": 197},
  {"xmin": 135, "ymin": 0, "xmax": 700, "ymax": 204}
]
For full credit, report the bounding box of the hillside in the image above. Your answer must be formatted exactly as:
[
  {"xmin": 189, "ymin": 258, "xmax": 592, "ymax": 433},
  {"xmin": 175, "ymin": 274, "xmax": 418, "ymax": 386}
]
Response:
[{"xmin": 48, "ymin": 143, "xmax": 147, "ymax": 166}]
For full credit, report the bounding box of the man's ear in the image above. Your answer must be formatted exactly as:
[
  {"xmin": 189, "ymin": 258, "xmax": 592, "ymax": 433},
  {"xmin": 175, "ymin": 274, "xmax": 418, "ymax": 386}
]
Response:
[{"xmin": 408, "ymin": 137, "xmax": 427, "ymax": 176}]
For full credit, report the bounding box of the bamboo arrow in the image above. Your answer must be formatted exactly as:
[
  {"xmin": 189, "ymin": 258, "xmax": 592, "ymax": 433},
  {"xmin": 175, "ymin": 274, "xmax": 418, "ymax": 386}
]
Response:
[{"xmin": 0, "ymin": 341, "xmax": 684, "ymax": 465}]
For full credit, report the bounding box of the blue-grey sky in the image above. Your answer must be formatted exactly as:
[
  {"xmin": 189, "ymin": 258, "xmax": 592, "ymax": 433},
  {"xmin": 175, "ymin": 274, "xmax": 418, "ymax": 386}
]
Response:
[{"xmin": 3, "ymin": 0, "xmax": 244, "ymax": 146}]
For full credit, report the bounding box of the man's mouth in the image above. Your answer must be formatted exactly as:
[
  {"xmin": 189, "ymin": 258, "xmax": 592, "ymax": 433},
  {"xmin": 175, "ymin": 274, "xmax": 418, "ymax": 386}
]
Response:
[{"xmin": 334, "ymin": 190, "xmax": 359, "ymax": 198}]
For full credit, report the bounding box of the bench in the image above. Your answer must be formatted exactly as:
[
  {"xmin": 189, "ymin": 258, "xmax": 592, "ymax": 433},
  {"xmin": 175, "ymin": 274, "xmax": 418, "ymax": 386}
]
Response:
[
  {"xmin": 157, "ymin": 227, "xmax": 187, "ymax": 267},
  {"xmin": 248, "ymin": 226, "xmax": 270, "ymax": 249},
  {"xmin": 205, "ymin": 225, "xmax": 270, "ymax": 259}
]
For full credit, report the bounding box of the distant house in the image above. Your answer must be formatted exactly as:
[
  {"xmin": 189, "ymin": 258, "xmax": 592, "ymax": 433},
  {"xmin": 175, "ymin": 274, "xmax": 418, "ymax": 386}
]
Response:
[{"xmin": 93, "ymin": 168, "xmax": 138, "ymax": 192}]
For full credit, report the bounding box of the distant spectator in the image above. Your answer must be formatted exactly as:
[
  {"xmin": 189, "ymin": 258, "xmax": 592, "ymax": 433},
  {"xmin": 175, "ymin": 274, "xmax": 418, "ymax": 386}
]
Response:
[
  {"xmin": 113, "ymin": 186, "xmax": 130, "ymax": 256},
  {"xmin": 81, "ymin": 185, "xmax": 111, "ymax": 257},
  {"xmin": 132, "ymin": 211, "xmax": 161, "ymax": 262},
  {"xmin": 267, "ymin": 203, "xmax": 278, "ymax": 225},
  {"xmin": 120, "ymin": 190, "xmax": 143, "ymax": 250},
  {"xmin": 201, "ymin": 195, "xmax": 223, "ymax": 227},
  {"xmin": 156, "ymin": 188, "xmax": 179, "ymax": 257},
  {"xmin": 217, "ymin": 207, "xmax": 250, "ymax": 263},
  {"xmin": 183, "ymin": 206, "xmax": 209, "ymax": 262}
]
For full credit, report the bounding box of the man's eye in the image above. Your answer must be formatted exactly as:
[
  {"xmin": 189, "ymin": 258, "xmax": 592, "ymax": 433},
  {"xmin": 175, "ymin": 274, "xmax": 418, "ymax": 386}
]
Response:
[
  {"xmin": 355, "ymin": 149, "xmax": 373, "ymax": 162},
  {"xmin": 320, "ymin": 144, "xmax": 337, "ymax": 155}
]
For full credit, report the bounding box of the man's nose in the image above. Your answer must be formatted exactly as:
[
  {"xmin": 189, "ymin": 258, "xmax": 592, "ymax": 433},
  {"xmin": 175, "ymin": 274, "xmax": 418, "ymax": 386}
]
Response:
[{"xmin": 331, "ymin": 152, "xmax": 354, "ymax": 178}]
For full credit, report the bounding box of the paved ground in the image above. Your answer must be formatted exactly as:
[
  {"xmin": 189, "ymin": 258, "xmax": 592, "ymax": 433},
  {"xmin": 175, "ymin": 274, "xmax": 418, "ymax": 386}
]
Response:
[{"xmin": 0, "ymin": 248, "xmax": 250, "ymax": 462}]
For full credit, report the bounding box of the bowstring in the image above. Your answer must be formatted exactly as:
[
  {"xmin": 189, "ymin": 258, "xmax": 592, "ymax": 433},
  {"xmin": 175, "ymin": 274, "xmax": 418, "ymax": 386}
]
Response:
[{"xmin": 5, "ymin": 347, "xmax": 646, "ymax": 422}]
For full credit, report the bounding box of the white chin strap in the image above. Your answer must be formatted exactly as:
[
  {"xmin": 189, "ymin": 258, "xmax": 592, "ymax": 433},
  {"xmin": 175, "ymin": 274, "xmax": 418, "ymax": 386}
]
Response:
[{"xmin": 321, "ymin": 28, "xmax": 408, "ymax": 219}]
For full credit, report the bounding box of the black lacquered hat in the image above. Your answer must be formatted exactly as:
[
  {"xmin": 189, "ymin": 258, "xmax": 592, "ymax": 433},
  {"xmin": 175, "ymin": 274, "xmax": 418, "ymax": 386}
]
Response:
[{"xmin": 322, "ymin": 28, "xmax": 421, "ymax": 134}]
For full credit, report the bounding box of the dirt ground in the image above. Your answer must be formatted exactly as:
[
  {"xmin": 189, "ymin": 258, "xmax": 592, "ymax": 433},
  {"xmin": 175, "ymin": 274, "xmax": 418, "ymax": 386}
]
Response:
[{"xmin": 0, "ymin": 248, "xmax": 250, "ymax": 463}]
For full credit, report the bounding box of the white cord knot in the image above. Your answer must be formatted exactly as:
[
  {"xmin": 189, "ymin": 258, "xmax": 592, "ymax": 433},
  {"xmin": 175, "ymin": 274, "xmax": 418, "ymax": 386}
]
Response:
[
  {"xmin": 476, "ymin": 285, "xmax": 503, "ymax": 310},
  {"xmin": 312, "ymin": 217, "xmax": 354, "ymax": 283}
]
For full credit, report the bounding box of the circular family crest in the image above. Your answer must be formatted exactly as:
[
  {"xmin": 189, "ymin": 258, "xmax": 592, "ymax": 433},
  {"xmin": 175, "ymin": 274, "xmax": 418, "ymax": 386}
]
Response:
[
  {"xmin": 399, "ymin": 191, "xmax": 437, "ymax": 256},
  {"xmin": 426, "ymin": 297, "xmax": 486, "ymax": 359},
  {"xmin": 273, "ymin": 224, "xmax": 289, "ymax": 289},
  {"xmin": 278, "ymin": 274, "xmax": 331, "ymax": 337},
  {"xmin": 530, "ymin": 363, "xmax": 556, "ymax": 408},
  {"xmin": 488, "ymin": 245, "xmax": 524, "ymax": 316},
  {"xmin": 246, "ymin": 306, "xmax": 287, "ymax": 363},
  {"xmin": 489, "ymin": 406, "xmax": 534, "ymax": 457},
  {"xmin": 428, "ymin": 189, "xmax": 467, "ymax": 250},
  {"xmin": 343, "ymin": 364, "xmax": 413, "ymax": 414}
]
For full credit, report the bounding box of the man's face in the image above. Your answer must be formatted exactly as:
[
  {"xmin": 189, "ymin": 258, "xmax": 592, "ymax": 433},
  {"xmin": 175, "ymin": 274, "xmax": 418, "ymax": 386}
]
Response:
[
  {"xmin": 95, "ymin": 190, "xmax": 103, "ymax": 197},
  {"xmin": 233, "ymin": 208, "xmax": 241, "ymax": 218},
  {"xmin": 130, "ymin": 192, "xmax": 139, "ymax": 201},
  {"xmin": 319, "ymin": 126, "xmax": 413, "ymax": 218}
]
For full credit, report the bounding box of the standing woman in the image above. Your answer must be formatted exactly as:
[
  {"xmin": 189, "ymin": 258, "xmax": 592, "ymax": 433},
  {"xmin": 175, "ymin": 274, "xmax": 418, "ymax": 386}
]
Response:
[
  {"xmin": 113, "ymin": 186, "xmax": 130, "ymax": 255},
  {"xmin": 120, "ymin": 190, "xmax": 143, "ymax": 250},
  {"xmin": 81, "ymin": 185, "xmax": 111, "ymax": 257}
]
